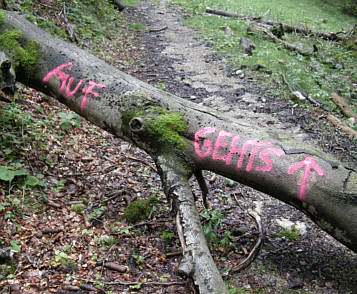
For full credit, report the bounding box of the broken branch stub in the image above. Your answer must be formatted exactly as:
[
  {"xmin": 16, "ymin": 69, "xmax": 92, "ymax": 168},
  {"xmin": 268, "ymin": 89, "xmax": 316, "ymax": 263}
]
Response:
[{"xmin": 1, "ymin": 7, "xmax": 356, "ymax": 282}]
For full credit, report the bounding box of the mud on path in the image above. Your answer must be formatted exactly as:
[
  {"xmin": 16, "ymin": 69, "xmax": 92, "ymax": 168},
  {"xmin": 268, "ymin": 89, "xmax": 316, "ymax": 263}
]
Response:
[{"xmin": 122, "ymin": 0, "xmax": 357, "ymax": 293}]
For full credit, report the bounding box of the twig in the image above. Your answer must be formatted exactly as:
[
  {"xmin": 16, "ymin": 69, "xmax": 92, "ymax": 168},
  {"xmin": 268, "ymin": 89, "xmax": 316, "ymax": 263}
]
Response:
[
  {"xmin": 61, "ymin": 3, "xmax": 79, "ymax": 43},
  {"xmin": 263, "ymin": 29, "xmax": 314, "ymax": 56},
  {"xmin": 149, "ymin": 26, "xmax": 168, "ymax": 33},
  {"xmin": 82, "ymin": 278, "xmax": 186, "ymax": 286},
  {"xmin": 232, "ymin": 194, "xmax": 264, "ymax": 272},
  {"xmin": 41, "ymin": 195, "xmax": 61, "ymax": 208},
  {"xmin": 166, "ymin": 250, "xmax": 182, "ymax": 257},
  {"xmin": 127, "ymin": 155, "xmax": 157, "ymax": 172},
  {"xmin": 194, "ymin": 169, "xmax": 210, "ymax": 209}
]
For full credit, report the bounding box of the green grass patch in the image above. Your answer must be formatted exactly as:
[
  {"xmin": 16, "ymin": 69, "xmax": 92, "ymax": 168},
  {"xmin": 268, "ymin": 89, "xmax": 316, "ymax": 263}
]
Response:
[
  {"xmin": 122, "ymin": 0, "xmax": 141, "ymax": 7},
  {"xmin": 171, "ymin": 0, "xmax": 357, "ymax": 122}
]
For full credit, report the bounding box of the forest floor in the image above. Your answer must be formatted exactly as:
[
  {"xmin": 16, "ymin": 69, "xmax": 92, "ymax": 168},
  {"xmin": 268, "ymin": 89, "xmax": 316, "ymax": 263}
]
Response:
[{"xmin": 0, "ymin": 0, "xmax": 356, "ymax": 294}]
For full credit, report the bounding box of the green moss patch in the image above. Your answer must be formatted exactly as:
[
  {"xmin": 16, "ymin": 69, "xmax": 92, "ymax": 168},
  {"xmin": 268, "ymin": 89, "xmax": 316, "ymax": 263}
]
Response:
[
  {"xmin": 0, "ymin": 29, "xmax": 41, "ymax": 77},
  {"xmin": 123, "ymin": 197, "xmax": 158, "ymax": 223},
  {"xmin": 0, "ymin": 12, "xmax": 5, "ymax": 25},
  {"xmin": 146, "ymin": 107, "xmax": 188, "ymax": 150},
  {"xmin": 122, "ymin": 106, "xmax": 188, "ymax": 150}
]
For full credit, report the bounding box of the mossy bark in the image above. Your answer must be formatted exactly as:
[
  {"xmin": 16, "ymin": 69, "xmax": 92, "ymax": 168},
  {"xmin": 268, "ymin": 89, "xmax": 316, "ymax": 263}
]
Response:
[{"xmin": 0, "ymin": 10, "xmax": 356, "ymax": 292}]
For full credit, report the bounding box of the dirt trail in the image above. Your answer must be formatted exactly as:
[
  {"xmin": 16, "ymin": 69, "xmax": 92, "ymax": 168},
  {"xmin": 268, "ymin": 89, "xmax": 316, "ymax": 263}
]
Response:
[
  {"xmin": 125, "ymin": 1, "xmax": 357, "ymax": 293},
  {"xmin": 136, "ymin": 0, "xmax": 306, "ymax": 138}
]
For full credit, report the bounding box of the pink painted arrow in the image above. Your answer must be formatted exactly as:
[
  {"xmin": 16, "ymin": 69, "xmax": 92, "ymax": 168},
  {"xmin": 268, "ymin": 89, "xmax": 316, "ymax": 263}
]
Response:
[{"xmin": 288, "ymin": 157, "xmax": 324, "ymax": 200}]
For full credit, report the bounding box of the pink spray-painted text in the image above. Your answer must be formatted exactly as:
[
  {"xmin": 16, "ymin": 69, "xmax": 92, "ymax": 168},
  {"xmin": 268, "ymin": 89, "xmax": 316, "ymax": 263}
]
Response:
[
  {"xmin": 42, "ymin": 62, "xmax": 106, "ymax": 111},
  {"xmin": 194, "ymin": 127, "xmax": 324, "ymax": 200},
  {"xmin": 194, "ymin": 127, "xmax": 285, "ymax": 173}
]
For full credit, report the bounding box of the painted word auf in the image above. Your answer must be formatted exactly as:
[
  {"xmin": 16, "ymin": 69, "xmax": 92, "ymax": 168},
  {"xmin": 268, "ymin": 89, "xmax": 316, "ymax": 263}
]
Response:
[
  {"xmin": 42, "ymin": 62, "xmax": 106, "ymax": 111},
  {"xmin": 288, "ymin": 157, "xmax": 324, "ymax": 200},
  {"xmin": 194, "ymin": 127, "xmax": 285, "ymax": 172},
  {"xmin": 194, "ymin": 127, "xmax": 325, "ymax": 201}
]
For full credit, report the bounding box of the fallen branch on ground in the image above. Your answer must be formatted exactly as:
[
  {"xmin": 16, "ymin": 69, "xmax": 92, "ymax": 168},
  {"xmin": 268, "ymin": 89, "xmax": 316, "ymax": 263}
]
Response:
[
  {"xmin": 330, "ymin": 92, "xmax": 357, "ymax": 120},
  {"xmin": 205, "ymin": 7, "xmax": 351, "ymax": 42},
  {"xmin": 262, "ymin": 28, "xmax": 315, "ymax": 56},
  {"xmin": 327, "ymin": 114, "xmax": 357, "ymax": 138},
  {"xmin": 231, "ymin": 194, "xmax": 264, "ymax": 272}
]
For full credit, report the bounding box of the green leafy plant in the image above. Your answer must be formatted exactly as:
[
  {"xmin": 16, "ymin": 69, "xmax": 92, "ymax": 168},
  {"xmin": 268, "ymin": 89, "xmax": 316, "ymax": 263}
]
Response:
[
  {"xmin": 71, "ymin": 203, "xmax": 86, "ymax": 213},
  {"xmin": 132, "ymin": 253, "xmax": 146, "ymax": 265},
  {"xmin": 88, "ymin": 206, "xmax": 106, "ymax": 221},
  {"xmin": 9, "ymin": 240, "xmax": 21, "ymax": 252},
  {"xmin": 59, "ymin": 112, "xmax": 81, "ymax": 131},
  {"xmin": 161, "ymin": 230, "xmax": 174, "ymax": 242},
  {"xmin": 101, "ymin": 235, "xmax": 117, "ymax": 247},
  {"xmin": 0, "ymin": 166, "xmax": 39, "ymax": 192},
  {"xmin": 53, "ymin": 249, "xmax": 78, "ymax": 272},
  {"xmin": 155, "ymin": 82, "xmax": 166, "ymax": 90},
  {"xmin": 200, "ymin": 209, "xmax": 224, "ymax": 248},
  {"xmin": 272, "ymin": 225, "xmax": 300, "ymax": 241}
]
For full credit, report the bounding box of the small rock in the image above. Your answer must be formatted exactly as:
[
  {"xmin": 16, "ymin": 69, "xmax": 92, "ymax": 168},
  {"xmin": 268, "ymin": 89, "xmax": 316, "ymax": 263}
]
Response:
[
  {"xmin": 288, "ymin": 277, "xmax": 303, "ymax": 289},
  {"xmin": 347, "ymin": 117, "xmax": 355, "ymax": 127},
  {"xmin": 220, "ymin": 26, "xmax": 233, "ymax": 36},
  {"xmin": 291, "ymin": 91, "xmax": 306, "ymax": 101}
]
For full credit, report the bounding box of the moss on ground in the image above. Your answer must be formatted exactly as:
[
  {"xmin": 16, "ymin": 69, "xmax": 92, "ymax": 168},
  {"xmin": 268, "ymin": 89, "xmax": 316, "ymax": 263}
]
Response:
[{"xmin": 123, "ymin": 197, "xmax": 158, "ymax": 223}]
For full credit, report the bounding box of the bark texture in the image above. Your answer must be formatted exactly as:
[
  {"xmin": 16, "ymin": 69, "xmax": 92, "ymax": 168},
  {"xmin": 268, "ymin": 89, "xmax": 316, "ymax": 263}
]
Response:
[{"xmin": 0, "ymin": 9, "xmax": 356, "ymax": 280}]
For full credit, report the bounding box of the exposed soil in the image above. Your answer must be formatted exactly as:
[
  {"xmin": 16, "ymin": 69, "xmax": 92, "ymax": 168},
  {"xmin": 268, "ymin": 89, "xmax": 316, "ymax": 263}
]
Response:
[{"xmin": 0, "ymin": 1, "xmax": 356, "ymax": 294}]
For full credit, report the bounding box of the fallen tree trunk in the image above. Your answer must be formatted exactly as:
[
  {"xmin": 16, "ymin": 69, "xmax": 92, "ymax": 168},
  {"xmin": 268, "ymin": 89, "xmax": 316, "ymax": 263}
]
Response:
[
  {"xmin": 1, "ymin": 10, "xmax": 356, "ymax": 293},
  {"xmin": 205, "ymin": 7, "xmax": 350, "ymax": 42}
]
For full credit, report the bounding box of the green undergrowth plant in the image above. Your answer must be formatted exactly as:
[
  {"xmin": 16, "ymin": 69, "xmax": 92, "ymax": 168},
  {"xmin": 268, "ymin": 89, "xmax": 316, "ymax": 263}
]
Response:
[
  {"xmin": 272, "ymin": 225, "xmax": 300, "ymax": 241},
  {"xmin": 171, "ymin": 0, "xmax": 357, "ymax": 120}
]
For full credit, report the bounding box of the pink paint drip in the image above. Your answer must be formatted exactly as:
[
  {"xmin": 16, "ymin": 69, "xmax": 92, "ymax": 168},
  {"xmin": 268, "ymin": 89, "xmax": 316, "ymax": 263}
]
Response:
[{"xmin": 288, "ymin": 157, "xmax": 324, "ymax": 200}]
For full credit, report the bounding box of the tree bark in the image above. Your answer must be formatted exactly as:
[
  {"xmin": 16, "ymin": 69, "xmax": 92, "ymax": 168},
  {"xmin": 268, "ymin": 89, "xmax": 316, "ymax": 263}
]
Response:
[{"xmin": 1, "ymin": 10, "xmax": 356, "ymax": 292}]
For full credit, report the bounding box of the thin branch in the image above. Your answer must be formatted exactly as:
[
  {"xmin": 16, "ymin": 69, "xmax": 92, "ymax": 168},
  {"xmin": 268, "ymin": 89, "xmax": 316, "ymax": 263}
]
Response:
[
  {"xmin": 82, "ymin": 278, "xmax": 186, "ymax": 286},
  {"xmin": 232, "ymin": 194, "xmax": 264, "ymax": 272},
  {"xmin": 194, "ymin": 169, "xmax": 210, "ymax": 208}
]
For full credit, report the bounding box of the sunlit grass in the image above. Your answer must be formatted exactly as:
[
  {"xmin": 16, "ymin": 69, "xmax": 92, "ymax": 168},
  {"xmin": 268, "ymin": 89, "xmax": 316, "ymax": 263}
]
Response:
[{"xmin": 171, "ymin": 0, "xmax": 357, "ymax": 117}]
